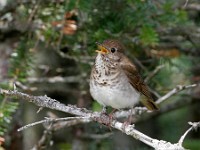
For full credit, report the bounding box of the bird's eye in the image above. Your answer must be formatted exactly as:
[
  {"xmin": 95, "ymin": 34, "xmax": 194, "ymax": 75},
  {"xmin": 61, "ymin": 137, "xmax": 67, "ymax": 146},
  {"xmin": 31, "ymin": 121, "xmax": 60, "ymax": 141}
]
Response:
[{"xmin": 111, "ymin": 47, "xmax": 116, "ymax": 53}]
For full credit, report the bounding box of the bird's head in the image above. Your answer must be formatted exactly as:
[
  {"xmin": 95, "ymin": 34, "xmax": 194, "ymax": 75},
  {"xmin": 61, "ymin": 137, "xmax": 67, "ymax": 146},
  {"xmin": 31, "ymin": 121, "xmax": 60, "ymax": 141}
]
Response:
[{"xmin": 95, "ymin": 39, "xmax": 124, "ymax": 62}]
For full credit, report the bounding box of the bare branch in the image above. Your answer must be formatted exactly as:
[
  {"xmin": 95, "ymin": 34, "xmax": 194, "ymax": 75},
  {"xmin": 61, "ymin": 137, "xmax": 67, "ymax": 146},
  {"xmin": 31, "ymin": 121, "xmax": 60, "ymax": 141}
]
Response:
[
  {"xmin": 27, "ymin": 76, "xmax": 83, "ymax": 84},
  {"xmin": 156, "ymin": 84, "xmax": 198, "ymax": 104},
  {"xmin": 18, "ymin": 117, "xmax": 91, "ymax": 132},
  {"xmin": 184, "ymin": 3, "xmax": 200, "ymax": 11},
  {"xmin": 0, "ymin": 88, "xmax": 188, "ymax": 149},
  {"xmin": 81, "ymin": 132, "xmax": 113, "ymax": 139},
  {"xmin": 0, "ymin": 88, "xmax": 93, "ymax": 117},
  {"xmin": 183, "ymin": 0, "xmax": 189, "ymax": 8},
  {"xmin": 178, "ymin": 122, "xmax": 200, "ymax": 146},
  {"xmin": 144, "ymin": 65, "xmax": 165, "ymax": 83}
]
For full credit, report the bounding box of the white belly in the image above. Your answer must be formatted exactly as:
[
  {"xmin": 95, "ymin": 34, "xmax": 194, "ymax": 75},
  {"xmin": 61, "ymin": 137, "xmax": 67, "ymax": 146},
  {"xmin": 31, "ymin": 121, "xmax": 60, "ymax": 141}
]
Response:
[{"xmin": 90, "ymin": 77, "xmax": 140, "ymax": 109}]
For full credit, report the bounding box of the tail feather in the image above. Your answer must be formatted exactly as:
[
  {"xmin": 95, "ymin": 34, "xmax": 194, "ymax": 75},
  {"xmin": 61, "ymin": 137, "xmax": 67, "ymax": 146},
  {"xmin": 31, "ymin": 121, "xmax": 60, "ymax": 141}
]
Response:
[{"xmin": 141, "ymin": 99, "xmax": 159, "ymax": 111}]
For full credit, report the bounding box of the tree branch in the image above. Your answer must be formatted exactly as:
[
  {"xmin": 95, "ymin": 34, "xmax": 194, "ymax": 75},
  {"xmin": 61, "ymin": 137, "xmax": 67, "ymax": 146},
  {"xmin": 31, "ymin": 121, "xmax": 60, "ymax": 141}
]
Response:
[
  {"xmin": 144, "ymin": 65, "xmax": 165, "ymax": 83},
  {"xmin": 156, "ymin": 84, "xmax": 198, "ymax": 104},
  {"xmin": 17, "ymin": 117, "xmax": 91, "ymax": 132},
  {"xmin": 178, "ymin": 122, "xmax": 200, "ymax": 146},
  {"xmin": 0, "ymin": 88, "xmax": 193, "ymax": 149}
]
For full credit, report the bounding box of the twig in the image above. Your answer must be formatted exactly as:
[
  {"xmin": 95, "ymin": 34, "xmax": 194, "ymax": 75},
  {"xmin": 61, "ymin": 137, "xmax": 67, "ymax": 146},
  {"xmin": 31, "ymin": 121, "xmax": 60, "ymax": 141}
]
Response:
[
  {"xmin": 144, "ymin": 65, "xmax": 164, "ymax": 83},
  {"xmin": 178, "ymin": 122, "xmax": 200, "ymax": 146},
  {"xmin": 156, "ymin": 84, "xmax": 198, "ymax": 104},
  {"xmin": 27, "ymin": 0, "xmax": 41, "ymax": 28},
  {"xmin": 15, "ymin": 81, "xmax": 37, "ymax": 91},
  {"xmin": 29, "ymin": 117, "xmax": 91, "ymax": 149},
  {"xmin": 27, "ymin": 76, "xmax": 82, "ymax": 84},
  {"xmin": 132, "ymin": 56, "xmax": 148, "ymax": 72},
  {"xmin": 31, "ymin": 129, "xmax": 52, "ymax": 150},
  {"xmin": 81, "ymin": 132, "xmax": 113, "ymax": 139},
  {"xmin": 184, "ymin": 3, "xmax": 200, "ymax": 11},
  {"xmin": 148, "ymin": 87, "xmax": 161, "ymax": 98},
  {"xmin": 183, "ymin": 0, "xmax": 189, "ymax": 8},
  {"xmin": 18, "ymin": 117, "xmax": 91, "ymax": 132}
]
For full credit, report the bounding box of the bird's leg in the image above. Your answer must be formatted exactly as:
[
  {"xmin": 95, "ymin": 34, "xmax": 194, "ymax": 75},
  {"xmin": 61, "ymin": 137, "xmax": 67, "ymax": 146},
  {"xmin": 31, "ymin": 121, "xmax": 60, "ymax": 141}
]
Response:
[
  {"xmin": 108, "ymin": 108, "xmax": 116, "ymax": 120},
  {"xmin": 101, "ymin": 106, "xmax": 107, "ymax": 114},
  {"xmin": 127, "ymin": 108, "xmax": 133, "ymax": 124},
  {"xmin": 94, "ymin": 106, "xmax": 110, "ymax": 126},
  {"xmin": 96, "ymin": 106, "xmax": 115, "ymax": 127},
  {"xmin": 122, "ymin": 108, "xmax": 134, "ymax": 130}
]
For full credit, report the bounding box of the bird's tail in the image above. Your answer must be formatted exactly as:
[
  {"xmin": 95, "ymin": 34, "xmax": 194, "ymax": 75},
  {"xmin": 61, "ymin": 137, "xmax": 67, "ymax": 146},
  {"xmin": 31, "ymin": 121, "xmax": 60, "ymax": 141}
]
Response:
[{"xmin": 141, "ymin": 99, "xmax": 159, "ymax": 111}]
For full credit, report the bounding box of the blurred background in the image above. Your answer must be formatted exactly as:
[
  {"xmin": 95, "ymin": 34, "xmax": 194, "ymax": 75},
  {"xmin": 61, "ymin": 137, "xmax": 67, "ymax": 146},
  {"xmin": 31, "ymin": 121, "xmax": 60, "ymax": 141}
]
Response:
[{"xmin": 0, "ymin": 0, "xmax": 200, "ymax": 149}]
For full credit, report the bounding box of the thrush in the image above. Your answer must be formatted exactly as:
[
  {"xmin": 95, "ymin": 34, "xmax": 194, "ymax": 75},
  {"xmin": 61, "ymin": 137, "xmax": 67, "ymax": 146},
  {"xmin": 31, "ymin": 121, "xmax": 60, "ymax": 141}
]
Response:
[{"xmin": 90, "ymin": 39, "xmax": 159, "ymax": 114}]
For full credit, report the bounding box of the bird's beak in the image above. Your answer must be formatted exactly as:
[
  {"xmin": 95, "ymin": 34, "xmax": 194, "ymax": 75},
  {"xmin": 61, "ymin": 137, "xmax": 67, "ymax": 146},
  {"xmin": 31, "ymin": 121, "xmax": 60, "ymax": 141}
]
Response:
[{"xmin": 95, "ymin": 42, "xmax": 109, "ymax": 54}]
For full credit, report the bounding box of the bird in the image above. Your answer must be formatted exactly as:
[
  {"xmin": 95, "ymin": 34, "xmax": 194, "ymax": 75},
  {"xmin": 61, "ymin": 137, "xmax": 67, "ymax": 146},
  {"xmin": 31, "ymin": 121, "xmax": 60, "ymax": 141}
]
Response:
[{"xmin": 89, "ymin": 39, "xmax": 159, "ymax": 115}]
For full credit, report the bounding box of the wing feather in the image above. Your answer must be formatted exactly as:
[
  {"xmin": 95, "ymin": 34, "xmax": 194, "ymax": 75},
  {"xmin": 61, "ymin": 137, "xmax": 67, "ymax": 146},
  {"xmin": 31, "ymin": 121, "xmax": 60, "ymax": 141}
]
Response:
[{"xmin": 120, "ymin": 57, "xmax": 159, "ymax": 110}]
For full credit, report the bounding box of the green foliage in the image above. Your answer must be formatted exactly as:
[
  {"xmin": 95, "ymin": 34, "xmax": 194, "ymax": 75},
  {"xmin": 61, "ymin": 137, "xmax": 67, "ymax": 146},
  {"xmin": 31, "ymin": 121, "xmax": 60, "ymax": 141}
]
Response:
[
  {"xmin": 9, "ymin": 37, "xmax": 33, "ymax": 81},
  {"xmin": 157, "ymin": 107, "xmax": 189, "ymax": 142},
  {"xmin": 0, "ymin": 99, "xmax": 18, "ymax": 136},
  {"xmin": 92, "ymin": 101, "xmax": 102, "ymax": 112},
  {"xmin": 153, "ymin": 55, "xmax": 192, "ymax": 94},
  {"xmin": 184, "ymin": 139, "xmax": 200, "ymax": 150},
  {"xmin": 59, "ymin": 142, "xmax": 72, "ymax": 150},
  {"xmin": 19, "ymin": 0, "xmax": 189, "ymax": 61},
  {"xmin": 1, "ymin": 35, "xmax": 32, "ymax": 138},
  {"xmin": 139, "ymin": 25, "xmax": 159, "ymax": 46}
]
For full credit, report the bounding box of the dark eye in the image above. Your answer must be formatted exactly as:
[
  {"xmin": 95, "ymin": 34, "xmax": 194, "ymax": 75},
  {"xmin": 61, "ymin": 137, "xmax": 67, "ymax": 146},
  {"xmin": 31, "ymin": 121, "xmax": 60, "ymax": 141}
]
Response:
[{"xmin": 111, "ymin": 47, "xmax": 116, "ymax": 53}]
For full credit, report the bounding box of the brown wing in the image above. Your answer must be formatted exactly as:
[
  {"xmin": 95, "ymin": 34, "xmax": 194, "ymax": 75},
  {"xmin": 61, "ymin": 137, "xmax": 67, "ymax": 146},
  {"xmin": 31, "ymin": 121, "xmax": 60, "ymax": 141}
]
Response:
[{"xmin": 120, "ymin": 57, "xmax": 159, "ymax": 110}]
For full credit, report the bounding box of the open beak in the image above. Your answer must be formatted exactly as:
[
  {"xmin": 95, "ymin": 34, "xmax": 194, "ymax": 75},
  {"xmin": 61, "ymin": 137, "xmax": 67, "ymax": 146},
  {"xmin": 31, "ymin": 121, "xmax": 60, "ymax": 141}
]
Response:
[{"xmin": 95, "ymin": 42, "xmax": 109, "ymax": 54}]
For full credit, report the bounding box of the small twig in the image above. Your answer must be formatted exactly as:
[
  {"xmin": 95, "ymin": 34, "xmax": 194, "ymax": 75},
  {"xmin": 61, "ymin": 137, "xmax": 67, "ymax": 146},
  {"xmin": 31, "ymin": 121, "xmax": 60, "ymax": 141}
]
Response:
[
  {"xmin": 18, "ymin": 119, "xmax": 51, "ymax": 132},
  {"xmin": 15, "ymin": 81, "xmax": 37, "ymax": 91},
  {"xmin": 81, "ymin": 132, "xmax": 113, "ymax": 139},
  {"xmin": 31, "ymin": 130, "xmax": 52, "ymax": 150},
  {"xmin": 27, "ymin": 76, "xmax": 82, "ymax": 84},
  {"xmin": 156, "ymin": 84, "xmax": 198, "ymax": 104},
  {"xmin": 36, "ymin": 107, "xmax": 43, "ymax": 113},
  {"xmin": 144, "ymin": 65, "xmax": 164, "ymax": 83},
  {"xmin": 18, "ymin": 117, "xmax": 91, "ymax": 132},
  {"xmin": 183, "ymin": 0, "xmax": 189, "ymax": 8},
  {"xmin": 183, "ymin": 3, "xmax": 200, "ymax": 11},
  {"xmin": 132, "ymin": 56, "xmax": 148, "ymax": 72},
  {"xmin": 148, "ymin": 87, "xmax": 161, "ymax": 98},
  {"xmin": 178, "ymin": 122, "xmax": 200, "ymax": 146},
  {"xmin": 30, "ymin": 116, "xmax": 91, "ymax": 149},
  {"xmin": 27, "ymin": 0, "xmax": 41, "ymax": 29}
]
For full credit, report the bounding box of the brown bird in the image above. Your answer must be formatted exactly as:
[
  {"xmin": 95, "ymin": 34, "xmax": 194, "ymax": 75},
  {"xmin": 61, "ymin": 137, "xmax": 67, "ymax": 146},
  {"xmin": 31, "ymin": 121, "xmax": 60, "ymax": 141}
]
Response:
[{"xmin": 90, "ymin": 39, "xmax": 159, "ymax": 113}]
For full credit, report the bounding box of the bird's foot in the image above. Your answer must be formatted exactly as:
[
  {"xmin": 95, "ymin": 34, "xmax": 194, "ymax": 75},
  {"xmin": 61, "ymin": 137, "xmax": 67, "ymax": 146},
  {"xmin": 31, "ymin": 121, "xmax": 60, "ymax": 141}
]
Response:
[
  {"xmin": 122, "ymin": 122, "xmax": 135, "ymax": 132},
  {"xmin": 122, "ymin": 120, "xmax": 131, "ymax": 131},
  {"xmin": 94, "ymin": 113, "xmax": 112, "ymax": 126},
  {"xmin": 108, "ymin": 108, "xmax": 116, "ymax": 120},
  {"xmin": 94, "ymin": 108, "xmax": 116, "ymax": 128}
]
